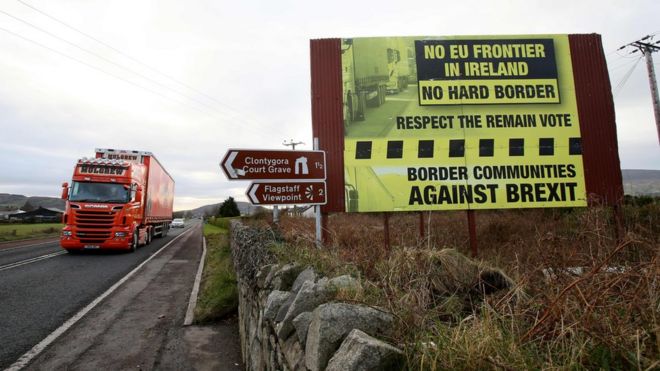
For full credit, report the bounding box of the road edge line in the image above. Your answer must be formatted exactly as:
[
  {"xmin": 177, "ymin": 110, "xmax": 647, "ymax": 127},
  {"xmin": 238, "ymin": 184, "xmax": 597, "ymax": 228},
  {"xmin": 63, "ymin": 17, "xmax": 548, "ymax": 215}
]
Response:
[
  {"xmin": 183, "ymin": 225, "xmax": 206, "ymax": 326},
  {"xmin": 5, "ymin": 227, "xmax": 195, "ymax": 371},
  {"xmin": 0, "ymin": 251, "xmax": 67, "ymax": 272}
]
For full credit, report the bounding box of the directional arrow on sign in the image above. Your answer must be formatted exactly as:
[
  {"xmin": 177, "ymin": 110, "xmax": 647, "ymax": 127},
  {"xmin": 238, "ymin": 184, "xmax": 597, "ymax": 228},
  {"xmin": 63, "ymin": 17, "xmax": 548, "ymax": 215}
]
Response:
[
  {"xmin": 246, "ymin": 181, "xmax": 327, "ymax": 205},
  {"xmin": 221, "ymin": 149, "xmax": 326, "ymax": 181},
  {"xmin": 223, "ymin": 150, "xmax": 239, "ymax": 178}
]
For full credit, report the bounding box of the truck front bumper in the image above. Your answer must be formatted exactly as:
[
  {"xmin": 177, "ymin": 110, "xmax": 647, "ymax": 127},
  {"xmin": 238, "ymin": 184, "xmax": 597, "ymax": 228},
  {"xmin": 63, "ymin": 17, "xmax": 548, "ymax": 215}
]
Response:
[{"xmin": 60, "ymin": 236, "xmax": 132, "ymax": 250}]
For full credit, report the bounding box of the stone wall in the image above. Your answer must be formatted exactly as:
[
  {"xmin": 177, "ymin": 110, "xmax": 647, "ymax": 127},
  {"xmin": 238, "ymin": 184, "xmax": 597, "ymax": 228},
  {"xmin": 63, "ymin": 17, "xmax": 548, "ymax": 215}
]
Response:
[{"xmin": 230, "ymin": 221, "xmax": 403, "ymax": 371}]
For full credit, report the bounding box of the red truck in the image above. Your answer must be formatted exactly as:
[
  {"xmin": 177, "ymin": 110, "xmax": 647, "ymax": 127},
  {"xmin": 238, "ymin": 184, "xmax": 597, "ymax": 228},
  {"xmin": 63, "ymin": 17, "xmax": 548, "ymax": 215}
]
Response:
[{"xmin": 60, "ymin": 148, "xmax": 175, "ymax": 253}]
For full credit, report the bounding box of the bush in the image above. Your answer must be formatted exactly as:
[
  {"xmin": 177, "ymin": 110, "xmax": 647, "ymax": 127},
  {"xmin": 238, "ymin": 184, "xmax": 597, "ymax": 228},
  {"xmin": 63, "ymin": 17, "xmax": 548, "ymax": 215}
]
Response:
[{"xmin": 207, "ymin": 216, "xmax": 235, "ymax": 230}]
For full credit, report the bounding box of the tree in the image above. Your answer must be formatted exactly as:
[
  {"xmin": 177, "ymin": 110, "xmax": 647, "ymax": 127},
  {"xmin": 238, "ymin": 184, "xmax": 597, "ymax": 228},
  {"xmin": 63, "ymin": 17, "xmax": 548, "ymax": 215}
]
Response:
[{"xmin": 218, "ymin": 197, "xmax": 240, "ymax": 217}]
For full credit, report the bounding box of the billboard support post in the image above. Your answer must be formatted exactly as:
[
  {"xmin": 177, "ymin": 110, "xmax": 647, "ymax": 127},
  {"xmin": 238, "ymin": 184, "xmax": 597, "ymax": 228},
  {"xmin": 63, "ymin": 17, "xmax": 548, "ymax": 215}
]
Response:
[
  {"xmin": 467, "ymin": 210, "xmax": 478, "ymax": 257},
  {"xmin": 383, "ymin": 213, "xmax": 390, "ymax": 251},
  {"xmin": 613, "ymin": 204, "xmax": 625, "ymax": 243},
  {"xmin": 419, "ymin": 212, "xmax": 425, "ymax": 240}
]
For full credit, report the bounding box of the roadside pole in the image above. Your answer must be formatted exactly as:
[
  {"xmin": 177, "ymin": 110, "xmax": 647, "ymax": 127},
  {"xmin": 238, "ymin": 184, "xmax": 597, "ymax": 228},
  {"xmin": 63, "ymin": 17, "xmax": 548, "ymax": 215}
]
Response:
[
  {"xmin": 314, "ymin": 137, "xmax": 322, "ymax": 248},
  {"xmin": 278, "ymin": 139, "xmax": 304, "ymax": 226}
]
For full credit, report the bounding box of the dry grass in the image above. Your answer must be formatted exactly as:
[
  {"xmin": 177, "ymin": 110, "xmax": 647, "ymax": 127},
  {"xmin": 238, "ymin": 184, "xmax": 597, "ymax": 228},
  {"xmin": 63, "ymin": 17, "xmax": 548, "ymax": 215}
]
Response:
[{"xmin": 267, "ymin": 202, "xmax": 659, "ymax": 370}]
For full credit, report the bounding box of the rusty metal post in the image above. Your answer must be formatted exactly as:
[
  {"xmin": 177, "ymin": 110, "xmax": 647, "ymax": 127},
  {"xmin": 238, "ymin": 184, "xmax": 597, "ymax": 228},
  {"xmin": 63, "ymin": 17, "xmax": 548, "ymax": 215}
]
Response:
[
  {"xmin": 612, "ymin": 203, "xmax": 625, "ymax": 243},
  {"xmin": 419, "ymin": 212, "xmax": 425, "ymax": 240},
  {"xmin": 383, "ymin": 213, "xmax": 390, "ymax": 251},
  {"xmin": 466, "ymin": 210, "xmax": 478, "ymax": 257}
]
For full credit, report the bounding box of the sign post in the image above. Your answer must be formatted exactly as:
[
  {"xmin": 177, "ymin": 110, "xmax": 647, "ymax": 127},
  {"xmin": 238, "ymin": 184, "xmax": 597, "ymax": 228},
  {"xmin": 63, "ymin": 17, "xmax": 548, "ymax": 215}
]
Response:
[{"xmin": 313, "ymin": 137, "xmax": 322, "ymax": 248}]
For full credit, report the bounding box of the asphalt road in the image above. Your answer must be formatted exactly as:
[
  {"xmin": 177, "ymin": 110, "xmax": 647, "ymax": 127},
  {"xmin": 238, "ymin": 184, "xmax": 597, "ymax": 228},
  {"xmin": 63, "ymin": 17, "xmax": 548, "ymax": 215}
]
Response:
[{"xmin": 0, "ymin": 223, "xmax": 194, "ymax": 369}]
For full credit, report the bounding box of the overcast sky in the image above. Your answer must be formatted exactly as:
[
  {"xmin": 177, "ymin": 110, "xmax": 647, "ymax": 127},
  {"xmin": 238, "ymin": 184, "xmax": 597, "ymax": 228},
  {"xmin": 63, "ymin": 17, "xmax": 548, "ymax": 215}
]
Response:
[{"xmin": 0, "ymin": 0, "xmax": 658, "ymax": 210}]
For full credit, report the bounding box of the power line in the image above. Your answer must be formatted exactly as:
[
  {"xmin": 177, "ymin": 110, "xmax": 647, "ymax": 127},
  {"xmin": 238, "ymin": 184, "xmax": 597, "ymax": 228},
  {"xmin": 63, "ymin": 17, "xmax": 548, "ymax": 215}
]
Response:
[
  {"xmin": 0, "ymin": 9, "xmax": 225, "ymax": 115},
  {"xmin": 1, "ymin": 7, "xmax": 283, "ymax": 137},
  {"xmin": 0, "ymin": 24, "xmax": 282, "ymax": 138},
  {"xmin": 15, "ymin": 0, "xmax": 274, "ymax": 134},
  {"xmin": 0, "ymin": 25, "xmax": 212, "ymax": 115},
  {"xmin": 609, "ymin": 57, "xmax": 643, "ymax": 71},
  {"xmin": 613, "ymin": 57, "xmax": 642, "ymax": 96}
]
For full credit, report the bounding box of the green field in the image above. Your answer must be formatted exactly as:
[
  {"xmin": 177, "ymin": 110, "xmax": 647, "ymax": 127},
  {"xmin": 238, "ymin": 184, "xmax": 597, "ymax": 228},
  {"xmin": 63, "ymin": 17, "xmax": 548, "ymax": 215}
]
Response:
[
  {"xmin": 0, "ymin": 223, "xmax": 62, "ymax": 242},
  {"xmin": 195, "ymin": 219, "xmax": 238, "ymax": 323}
]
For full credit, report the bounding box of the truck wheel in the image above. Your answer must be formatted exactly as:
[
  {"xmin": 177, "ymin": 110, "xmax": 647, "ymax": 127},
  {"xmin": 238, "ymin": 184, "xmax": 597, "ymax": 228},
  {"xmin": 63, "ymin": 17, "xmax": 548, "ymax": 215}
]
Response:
[
  {"xmin": 146, "ymin": 228, "xmax": 152, "ymax": 245},
  {"xmin": 130, "ymin": 230, "xmax": 138, "ymax": 252}
]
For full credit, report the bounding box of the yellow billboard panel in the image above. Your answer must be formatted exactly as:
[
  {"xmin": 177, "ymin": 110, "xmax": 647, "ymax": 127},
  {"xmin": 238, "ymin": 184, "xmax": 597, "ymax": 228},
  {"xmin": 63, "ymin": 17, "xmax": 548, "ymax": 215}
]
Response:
[{"xmin": 342, "ymin": 35, "xmax": 586, "ymax": 212}]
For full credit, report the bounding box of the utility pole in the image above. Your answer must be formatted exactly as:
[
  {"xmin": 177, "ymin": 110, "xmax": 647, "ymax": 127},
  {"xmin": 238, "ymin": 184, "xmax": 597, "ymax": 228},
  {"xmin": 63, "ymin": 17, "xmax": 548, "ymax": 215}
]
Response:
[
  {"xmin": 283, "ymin": 139, "xmax": 305, "ymax": 151},
  {"xmin": 273, "ymin": 139, "xmax": 305, "ymax": 224},
  {"xmin": 619, "ymin": 35, "xmax": 660, "ymax": 145}
]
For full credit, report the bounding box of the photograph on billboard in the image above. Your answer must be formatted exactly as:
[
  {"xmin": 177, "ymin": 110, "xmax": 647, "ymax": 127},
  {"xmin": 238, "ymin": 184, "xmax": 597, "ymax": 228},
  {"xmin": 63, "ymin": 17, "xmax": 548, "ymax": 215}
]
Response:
[{"xmin": 341, "ymin": 35, "xmax": 587, "ymax": 212}]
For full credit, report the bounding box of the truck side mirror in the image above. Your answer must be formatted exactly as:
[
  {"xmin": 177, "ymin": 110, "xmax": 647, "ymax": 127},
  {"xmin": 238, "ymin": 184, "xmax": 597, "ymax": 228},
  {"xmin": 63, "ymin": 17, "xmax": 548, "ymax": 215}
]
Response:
[
  {"xmin": 61, "ymin": 182, "xmax": 69, "ymax": 200},
  {"xmin": 134, "ymin": 185, "xmax": 143, "ymax": 202}
]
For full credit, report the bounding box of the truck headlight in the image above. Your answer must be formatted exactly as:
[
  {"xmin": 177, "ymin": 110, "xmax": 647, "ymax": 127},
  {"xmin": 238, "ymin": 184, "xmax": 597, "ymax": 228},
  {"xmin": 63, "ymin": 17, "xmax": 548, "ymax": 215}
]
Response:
[
  {"xmin": 114, "ymin": 232, "xmax": 127, "ymax": 237},
  {"xmin": 62, "ymin": 231, "xmax": 72, "ymax": 236}
]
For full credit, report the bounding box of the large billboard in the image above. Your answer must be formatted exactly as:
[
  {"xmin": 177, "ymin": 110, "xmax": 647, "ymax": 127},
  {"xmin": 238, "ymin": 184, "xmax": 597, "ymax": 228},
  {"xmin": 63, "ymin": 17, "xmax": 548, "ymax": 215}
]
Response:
[{"xmin": 341, "ymin": 35, "xmax": 587, "ymax": 212}]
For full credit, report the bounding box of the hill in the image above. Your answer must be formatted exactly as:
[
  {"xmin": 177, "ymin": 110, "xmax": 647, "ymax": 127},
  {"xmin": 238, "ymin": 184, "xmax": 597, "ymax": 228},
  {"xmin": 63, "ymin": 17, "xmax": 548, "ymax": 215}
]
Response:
[
  {"xmin": 0, "ymin": 194, "xmax": 65, "ymax": 211},
  {"xmin": 175, "ymin": 201, "xmax": 264, "ymax": 218},
  {"xmin": 622, "ymin": 169, "xmax": 660, "ymax": 196}
]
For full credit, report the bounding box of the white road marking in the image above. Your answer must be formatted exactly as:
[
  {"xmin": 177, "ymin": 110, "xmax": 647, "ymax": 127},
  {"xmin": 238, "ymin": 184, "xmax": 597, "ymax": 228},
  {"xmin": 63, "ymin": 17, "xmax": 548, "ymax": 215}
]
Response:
[
  {"xmin": 0, "ymin": 240, "xmax": 59, "ymax": 254},
  {"xmin": 5, "ymin": 227, "xmax": 196, "ymax": 371},
  {"xmin": 0, "ymin": 251, "xmax": 67, "ymax": 272},
  {"xmin": 184, "ymin": 230, "xmax": 207, "ymax": 326}
]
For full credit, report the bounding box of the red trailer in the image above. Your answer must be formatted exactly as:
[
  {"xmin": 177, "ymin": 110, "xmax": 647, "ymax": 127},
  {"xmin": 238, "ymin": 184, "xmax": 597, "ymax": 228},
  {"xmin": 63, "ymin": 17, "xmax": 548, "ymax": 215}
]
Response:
[{"xmin": 60, "ymin": 149, "xmax": 175, "ymax": 253}]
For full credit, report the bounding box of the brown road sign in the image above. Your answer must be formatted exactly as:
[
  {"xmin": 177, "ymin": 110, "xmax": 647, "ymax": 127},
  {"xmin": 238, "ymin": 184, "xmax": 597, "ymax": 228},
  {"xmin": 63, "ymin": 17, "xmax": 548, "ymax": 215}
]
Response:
[
  {"xmin": 246, "ymin": 181, "xmax": 327, "ymax": 205},
  {"xmin": 221, "ymin": 149, "xmax": 326, "ymax": 180}
]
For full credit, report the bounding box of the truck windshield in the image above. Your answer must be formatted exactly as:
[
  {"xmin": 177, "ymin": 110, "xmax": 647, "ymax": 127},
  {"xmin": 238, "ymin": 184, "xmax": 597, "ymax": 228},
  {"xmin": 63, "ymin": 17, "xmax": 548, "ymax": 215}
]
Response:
[{"xmin": 69, "ymin": 181, "xmax": 130, "ymax": 203}]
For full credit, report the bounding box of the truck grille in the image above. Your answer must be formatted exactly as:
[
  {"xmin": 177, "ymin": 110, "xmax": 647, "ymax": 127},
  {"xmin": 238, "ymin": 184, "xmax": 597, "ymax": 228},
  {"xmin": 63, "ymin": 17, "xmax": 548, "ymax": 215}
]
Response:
[{"xmin": 74, "ymin": 210, "xmax": 116, "ymax": 243}]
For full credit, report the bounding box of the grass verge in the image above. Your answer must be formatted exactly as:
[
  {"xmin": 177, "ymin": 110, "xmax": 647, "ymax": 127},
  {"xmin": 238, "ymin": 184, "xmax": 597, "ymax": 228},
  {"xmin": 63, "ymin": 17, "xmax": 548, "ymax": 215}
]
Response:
[
  {"xmin": 0, "ymin": 223, "xmax": 62, "ymax": 242},
  {"xmin": 194, "ymin": 221, "xmax": 239, "ymax": 323}
]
